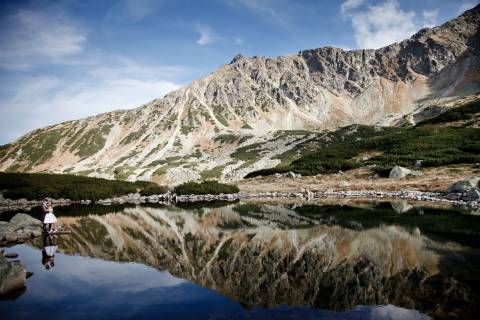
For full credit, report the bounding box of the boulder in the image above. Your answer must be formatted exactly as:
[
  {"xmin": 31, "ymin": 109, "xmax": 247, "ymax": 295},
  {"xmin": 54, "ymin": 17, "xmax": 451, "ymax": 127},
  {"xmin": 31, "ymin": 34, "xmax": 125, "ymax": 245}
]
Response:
[
  {"xmin": 413, "ymin": 227, "xmax": 422, "ymax": 237},
  {"xmin": 146, "ymin": 195, "xmax": 159, "ymax": 202},
  {"xmin": 0, "ymin": 213, "xmax": 42, "ymax": 244},
  {"xmin": 464, "ymin": 188, "xmax": 480, "ymax": 201},
  {"xmin": 304, "ymin": 190, "xmax": 314, "ymax": 200},
  {"xmin": 286, "ymin": 171, "xmax": 297, "ymax": 179},
  {"xmin": 447, "ymin": 177, "xmax": 480, "ymax": 193},
  {"xmin": 389, "ymin": 166, "xmax": 411, "ymax": 179},
  {"xmin": 0, "ymin": 254, "xmax": 26, "ymax": 296},
  {"xmin": 10, "ymin": 214, "xmax": 42, "ymax": 235},
  {"xmin": 10, "ymin": 213, "xmax": 42, "ymax": 227},
  {"xmin": 409, "ymin": 170, "xmax": 423, "ymax": 177}
]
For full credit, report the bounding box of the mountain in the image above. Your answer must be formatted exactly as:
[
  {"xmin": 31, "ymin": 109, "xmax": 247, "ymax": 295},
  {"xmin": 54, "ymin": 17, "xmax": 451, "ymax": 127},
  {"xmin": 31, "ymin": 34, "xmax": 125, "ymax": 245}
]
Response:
[{"xmin": 0, "ymin": 5, "xmax": 479, "ymax": 184}]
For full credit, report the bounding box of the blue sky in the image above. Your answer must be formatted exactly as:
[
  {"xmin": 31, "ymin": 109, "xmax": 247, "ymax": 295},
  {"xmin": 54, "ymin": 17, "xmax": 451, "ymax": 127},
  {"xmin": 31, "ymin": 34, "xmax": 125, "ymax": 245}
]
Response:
[{"xmin": 0, "ymin": 0, "xmax": 478, "ymax": 144}]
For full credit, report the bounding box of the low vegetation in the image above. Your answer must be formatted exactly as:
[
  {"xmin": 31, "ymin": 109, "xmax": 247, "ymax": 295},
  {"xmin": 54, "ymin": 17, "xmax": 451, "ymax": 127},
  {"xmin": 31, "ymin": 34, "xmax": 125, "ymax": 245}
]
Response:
[
  {"xmin": 174, "ymin": 180, "xmax": 239, "ymax": 195},
  {"xmin": 247, "ymin": 100, "xmax": 480, "ymax": 178},
  {"xmin": 16, "ymin": 129, "xmax": 63, "ymax": 168},
  {"xmin": 417, "ymin": 99, "xmax": 480, "ymax": 126},
  {"xmin": 0, "ymin": 172, "xmax": 159, "ymax": 201},
  {"xmin": 69, "ymin": 124, "xmax": 113, "ymax": 159},
  {"xmin": 200, "ymin": 165, "xmax": 227, "ymax": 179},
  {"xmin": 139, "ymin": 185, "xmax": 169, "ymax": 196}
]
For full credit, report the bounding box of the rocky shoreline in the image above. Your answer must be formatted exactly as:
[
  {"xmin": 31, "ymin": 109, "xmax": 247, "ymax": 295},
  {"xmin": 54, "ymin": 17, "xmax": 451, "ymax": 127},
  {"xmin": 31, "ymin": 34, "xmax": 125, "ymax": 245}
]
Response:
[
  {"xmin": 0, "ymin": 213, "xmax": 43, "ymax": 246},
  {"xmin": 0, "ymin": 249, "xmax": 26, "ymax": 297},
  {"xmin": 1, "ymin": 189, "xmax": 478, "ymax": 213}
]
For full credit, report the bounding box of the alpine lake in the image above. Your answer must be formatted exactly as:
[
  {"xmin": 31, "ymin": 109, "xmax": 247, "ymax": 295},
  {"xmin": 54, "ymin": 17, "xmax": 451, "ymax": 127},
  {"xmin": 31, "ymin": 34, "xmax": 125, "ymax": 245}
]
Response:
[{"xmin": 1, "ymin": 199, "xmax": 479, "ymax": 320}]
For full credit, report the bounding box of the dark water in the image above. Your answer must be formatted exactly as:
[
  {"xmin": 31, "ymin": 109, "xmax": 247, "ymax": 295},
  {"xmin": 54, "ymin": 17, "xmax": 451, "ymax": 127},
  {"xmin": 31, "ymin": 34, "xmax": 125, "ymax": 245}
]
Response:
[{"xmin": 1, "ymin": 200, "xmax": 480, "ymax": 319}]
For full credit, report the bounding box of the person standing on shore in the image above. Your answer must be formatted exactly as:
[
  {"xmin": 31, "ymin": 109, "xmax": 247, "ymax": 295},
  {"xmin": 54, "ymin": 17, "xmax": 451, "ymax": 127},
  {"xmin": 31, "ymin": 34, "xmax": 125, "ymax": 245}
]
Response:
[
  {"xmin": 42, "ymin": 199, "xmax": 58, "ymax": 233},
  {"xmin": 41, "ymin": 199, "xmax": 50, "ymax": 233}
]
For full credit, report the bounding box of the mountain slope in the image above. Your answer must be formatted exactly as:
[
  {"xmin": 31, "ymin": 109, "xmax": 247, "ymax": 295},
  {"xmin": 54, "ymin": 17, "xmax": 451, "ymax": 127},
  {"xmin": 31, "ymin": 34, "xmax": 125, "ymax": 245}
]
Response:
[{"xmin": 0, "ymin": 5, "xmax": 479, "ymax": 184}]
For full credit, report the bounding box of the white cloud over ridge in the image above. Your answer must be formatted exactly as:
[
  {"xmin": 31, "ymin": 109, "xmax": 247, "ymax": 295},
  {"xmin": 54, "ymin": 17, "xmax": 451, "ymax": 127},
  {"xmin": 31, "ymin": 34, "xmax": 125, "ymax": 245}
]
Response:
[
  {"xmin": 195, "ymin": 24, "xmax": 242, "ymax": 46},
  {"xmin": 457, "ymin": 2, "xmax": 478, "ymax": 15},
  {"xmin": 196, "ymin": 25, "xmax": 214, "ymax": 45},
  {"xmin": 340, "ymin": 0, "xmax": 366, "ymax": 15},
  {"xmin": 0, "ymin": 3, "xmax": 190, "ymax": 144},
  {"xmin": 104, "ymin": 0, "xmax": 160, "ymax": 25},
  {"xmin": 0, "ymin": 8, "xmax": 86, "ymax": 69},
  {"xmin": 341, "ymin": 0, "xmax": 440, "ymax": 50},
  {"xmin": 422, "ymin": 9, "xmax": 439, "ymax": 27},
  {"xmin": 228, "ymin": 0, "xmax": 291, "ymax": 28},
  {"xmin": 0, "ymin": 57, "xmax": 183, "ymax": 143}
]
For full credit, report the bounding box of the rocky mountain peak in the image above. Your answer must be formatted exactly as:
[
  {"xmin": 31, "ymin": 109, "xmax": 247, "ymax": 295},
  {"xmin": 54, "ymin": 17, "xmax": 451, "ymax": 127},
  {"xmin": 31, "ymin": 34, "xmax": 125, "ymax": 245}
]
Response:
[
  {"xmin": 230, "ymin": 54, "xmax": 245, "ymax": 64},
  {"xmin": 0, "ymin": 6, "xmax": 479, "ymax": 183}
]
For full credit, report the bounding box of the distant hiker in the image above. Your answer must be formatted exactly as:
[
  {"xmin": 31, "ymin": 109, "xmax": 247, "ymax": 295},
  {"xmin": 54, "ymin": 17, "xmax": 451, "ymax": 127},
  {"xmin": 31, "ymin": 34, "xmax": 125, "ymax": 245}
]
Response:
[{"xmin": 43, "ymin": 200, "xmax": 58, "ymax": 233}]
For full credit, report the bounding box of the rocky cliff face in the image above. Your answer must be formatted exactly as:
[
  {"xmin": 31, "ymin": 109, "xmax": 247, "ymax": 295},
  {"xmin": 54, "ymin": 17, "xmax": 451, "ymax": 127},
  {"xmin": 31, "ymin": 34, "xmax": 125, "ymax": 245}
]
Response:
[
  {"xmin": 45, "ymin": 203, "xmax": 480, "ymax": 319},
  {"xmin": 1, "ymin": 5, "xmax": 479, "ymax": 183}
]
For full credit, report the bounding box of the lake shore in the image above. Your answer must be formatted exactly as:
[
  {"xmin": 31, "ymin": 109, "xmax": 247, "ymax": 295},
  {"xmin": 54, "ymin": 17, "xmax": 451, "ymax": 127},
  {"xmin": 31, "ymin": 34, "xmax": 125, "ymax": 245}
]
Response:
[{"xmin": 1, "ymin": 188, "xmax": 478, "ymax": 213}]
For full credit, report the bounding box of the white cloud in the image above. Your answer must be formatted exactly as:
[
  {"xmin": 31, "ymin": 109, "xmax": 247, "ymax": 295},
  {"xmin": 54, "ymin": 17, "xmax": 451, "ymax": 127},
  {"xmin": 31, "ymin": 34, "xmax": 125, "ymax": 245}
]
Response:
[
  {"xmin": 196, "ymin": 25, "xmax": 215, "ymax": 45},
  {"xmin": 233, "ymin": 37, "xmax": 244, "ymax": 45},
  {"xmin": 457, "ymin": 1, "xmax": 478, "ymax": 14},
  {"xmin": 228, "ymin": 0, "xmax": 290, "ymax": 28},
  {"xmin": 422, "ymin": 9, "xmax": 439, "ymax": 27},
  {"xmin": 340, "ymin": 0, "xmax": 366, "ymax": 15},
  {"xmin": 122, "ymin": 0, "xmax": 158, "ymax": 20},
  {"xmin": 0, "ymin": 57, "xmax": 185, "ymax": 143},
  {"xmin": 104, "ymin": 0, "xmax": 160, "ymax": 24},
  {"xmin": 341, "ymin": 0, "xmax": 440, "ymax": 50},
  {"xmin": 0, "ymin": 3, "xmax": 191, "ymax": 144},
  {"xmin": 194, "ymin": 24, "xmax": 242, "ymax": 46},
  {"xmin": 0, "ymin": 8, "xmax": 86, "ymax": 69}
]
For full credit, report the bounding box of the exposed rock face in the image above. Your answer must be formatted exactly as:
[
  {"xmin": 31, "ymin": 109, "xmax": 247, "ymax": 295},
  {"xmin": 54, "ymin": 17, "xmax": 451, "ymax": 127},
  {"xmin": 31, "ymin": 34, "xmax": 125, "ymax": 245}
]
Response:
[
  {"xmin": 0, "ymin": 253, "xmax": 26, "ymax": 296},
  {"xmin": 0, "ymin": 6, "xmax": 479, "ymax": 183},
  {"xmin": 389, "ymin": 165, "xmax": 412, "ymax": 179},
  {"xmin": 466, "ymin": 188, "xmax": 480, "ymax": 200},
  {"xmin": 448, "ymin": 176, "xmax": 480, "ymax": 193},
  {"xmin": 0, "ymin": 213, "xmax": 43, "ymax": 244},
  {"xmin": 447, "ymin": 176, "xmax": 480, "ymax": 202},
  {"xmin": 47, "ymin": 203, "xmax": 480, "ymax": 319}
]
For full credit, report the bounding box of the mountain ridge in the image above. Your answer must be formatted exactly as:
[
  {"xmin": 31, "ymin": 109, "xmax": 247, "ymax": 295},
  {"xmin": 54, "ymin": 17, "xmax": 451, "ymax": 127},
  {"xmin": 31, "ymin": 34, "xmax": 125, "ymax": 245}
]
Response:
[{"xmin": 0, "ymin": 5, "xmax": 479, "ymax": 184}]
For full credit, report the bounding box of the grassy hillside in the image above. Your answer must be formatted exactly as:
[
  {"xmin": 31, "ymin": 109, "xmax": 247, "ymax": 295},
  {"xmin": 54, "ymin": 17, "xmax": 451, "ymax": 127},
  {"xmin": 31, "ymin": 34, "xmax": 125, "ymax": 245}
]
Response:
[{"xmin": 247, "ymin": 99, "xmax": 480, "ymax": 178}]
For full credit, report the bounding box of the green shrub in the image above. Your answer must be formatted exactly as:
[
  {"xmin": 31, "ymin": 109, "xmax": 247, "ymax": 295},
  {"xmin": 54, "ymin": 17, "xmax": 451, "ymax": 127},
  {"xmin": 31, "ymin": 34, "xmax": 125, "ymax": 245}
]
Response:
[
  {"xmin": 372, "ymin": 165, "xmax": 393, "ymax": 177},
  {"xmin": 245, "ymin": 167, "xmax": 290, "ymax": 178},
  {"xmin": 0, "ymin": 172, "xmax": 159, "ymax": 201},
  {"xmin": 139, "ymin": 185, "xmax": 168, "ymax": 196},
  {"xmin": 174, "ymin": 180, "xmax": 239, "ymax": 195},
  {"xmin": 417, "ymin": 100, "xmax": 480, "ymax": 126},
  {"xmin": 244, "ymin": 119, "xmax": 480, "ymax": 177}
]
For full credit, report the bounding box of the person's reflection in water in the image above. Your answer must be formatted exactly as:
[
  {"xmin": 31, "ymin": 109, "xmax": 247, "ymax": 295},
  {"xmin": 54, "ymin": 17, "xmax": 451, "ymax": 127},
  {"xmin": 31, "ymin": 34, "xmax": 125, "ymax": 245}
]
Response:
[{"xmin": 42, "ymin": 235, "xmax": 58, "ymax": 271}]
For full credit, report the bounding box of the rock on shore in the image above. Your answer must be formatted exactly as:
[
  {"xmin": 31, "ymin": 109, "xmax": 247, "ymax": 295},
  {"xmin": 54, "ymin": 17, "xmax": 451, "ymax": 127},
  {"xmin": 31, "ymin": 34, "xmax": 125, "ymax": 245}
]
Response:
[
  {"xmin": 0, "ymin": 252, "xmax": 26, "ymax": 296},
  {"xmin": 0, "ymin": 213, "xmax": 43, "ymax": 245},
  {"xmin": 446, "ymin": 177, "xmax": 480, "ymax": 201}
]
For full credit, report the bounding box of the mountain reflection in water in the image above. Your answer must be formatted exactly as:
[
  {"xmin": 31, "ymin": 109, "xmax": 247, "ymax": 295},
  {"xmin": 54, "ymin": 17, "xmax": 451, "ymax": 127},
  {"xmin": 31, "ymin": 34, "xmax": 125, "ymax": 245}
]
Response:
[{"xmin": 2, "ymin": 200, "xmax": 480, "ymax": 319}]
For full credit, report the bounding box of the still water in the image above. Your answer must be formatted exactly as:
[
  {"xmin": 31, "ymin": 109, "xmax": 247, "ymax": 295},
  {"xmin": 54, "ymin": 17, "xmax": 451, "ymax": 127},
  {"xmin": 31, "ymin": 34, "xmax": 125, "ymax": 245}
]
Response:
[{"xmin": 1, "ymin": 200, "xmax": 479, "ymax": 319}]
